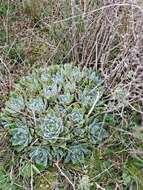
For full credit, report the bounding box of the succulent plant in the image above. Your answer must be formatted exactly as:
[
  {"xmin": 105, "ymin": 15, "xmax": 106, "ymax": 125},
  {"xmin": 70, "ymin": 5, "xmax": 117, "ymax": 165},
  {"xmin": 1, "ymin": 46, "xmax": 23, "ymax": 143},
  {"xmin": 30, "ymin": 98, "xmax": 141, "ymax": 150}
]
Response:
[
  {"xmin": 65, "ymin": 144, "xmax": 90, "ymax": 165},
  {"xmin": 88, "ymin": 121, "xmax": 108, "ymax": 144},
  {"xmin": 10, "ymin": 126, "xmax": 32, "ymax": 151},
  {"xmin": 30, "ymin": 147, "xmax": 52, "ymax": 167},
  {"xmin": 1, "ymin": 64, "xmax": 108, "ymax": 168},
  {"xmin": 27, "ymin": 97, "xmax": 45, "ymax": 113},
  {"xmin": 69, "ymin": 108, "xmax": 84, "ymax": 123},
  {"xmin": 4, "ymin": 94, "xmax": 25, "ymax": 114},
  {"xmin": 38, "ymin": 114, "xmax": 64, "ymax": 141}
]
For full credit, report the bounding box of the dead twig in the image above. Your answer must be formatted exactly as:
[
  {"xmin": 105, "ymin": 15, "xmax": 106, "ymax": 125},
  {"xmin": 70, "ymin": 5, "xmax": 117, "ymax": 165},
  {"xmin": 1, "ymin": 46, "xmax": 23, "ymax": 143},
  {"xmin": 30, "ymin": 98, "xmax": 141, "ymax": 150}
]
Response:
[{"xmin": 55, "ymin": 161, "xmax": 76, "ymax": 190}]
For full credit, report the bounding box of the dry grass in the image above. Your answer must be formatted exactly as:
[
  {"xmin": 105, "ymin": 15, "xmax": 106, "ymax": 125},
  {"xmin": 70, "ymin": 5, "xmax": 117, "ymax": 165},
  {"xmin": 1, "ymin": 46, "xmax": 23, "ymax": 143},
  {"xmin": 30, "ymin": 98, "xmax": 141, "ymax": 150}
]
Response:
[
  {"xmin": 0, "ymin": 0, "xmax": 143, "ymax": 189},
  {"xmin": 1, "ymin": 0, "xmax": 143, "ymax": 103}
]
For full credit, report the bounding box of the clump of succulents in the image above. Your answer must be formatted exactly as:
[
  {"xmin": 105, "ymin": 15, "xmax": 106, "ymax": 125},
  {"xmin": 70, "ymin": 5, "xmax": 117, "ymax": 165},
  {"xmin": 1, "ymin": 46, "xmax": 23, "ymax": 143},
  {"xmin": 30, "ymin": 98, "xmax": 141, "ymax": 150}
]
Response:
[{"xmin": 1, "ymin": 64, "xmax": 108, "ymax": 168}]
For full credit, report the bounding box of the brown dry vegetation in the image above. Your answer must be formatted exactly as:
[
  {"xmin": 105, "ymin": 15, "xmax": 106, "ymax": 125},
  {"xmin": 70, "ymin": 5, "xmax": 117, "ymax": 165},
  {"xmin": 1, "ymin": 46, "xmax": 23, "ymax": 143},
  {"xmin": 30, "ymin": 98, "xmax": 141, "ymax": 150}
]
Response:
[
  {"xmin": 1, "ymin": 0, "xmax": 143, "ymax": 110},
  {"xmin": 0, "ymin": 0, "xmax": 143, "ymax": 189}
]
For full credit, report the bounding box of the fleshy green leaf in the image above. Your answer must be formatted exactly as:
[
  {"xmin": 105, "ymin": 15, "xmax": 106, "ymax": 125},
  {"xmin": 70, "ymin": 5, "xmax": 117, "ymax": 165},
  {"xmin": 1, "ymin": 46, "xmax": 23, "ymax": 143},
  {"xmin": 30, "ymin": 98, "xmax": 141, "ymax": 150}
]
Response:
[
  {"xmin": 1, "ymin": 64, "xmax": 105, "ymax": 168},
  {"xmin": 5, "ymin": 95, "xmax": 24, "ymax": 114},
  {"xmin": 65, "ymin": 144, "xmax": 90, "ymax": 165},
  {"xmin": 27, "ymin": 97, "xmax": 45, "ymax": 112},
  {"xmin": 69, "ymin": 109, "xmax": 84, "ymax": 123},
  {"xmin": 30, "ymin": 147, "xmax": 52, "ymax": 167},
  {"xmin": 89, "ymin": 121, "xmax": 108, "ymax": 144},
  {"xmin": 39, "ymin": 114, "xmax": 63, "ymax": 141},
  {"xmin": 10, "ymin": 126, "xmax": 32, "ymax": 151},
  {"xmin": 44, "ymin": 84, "xmax": 58, "ymax": 97},
  {"xmin": 58, "ymin": 93, "xmax": 73, "ymax": 105}
]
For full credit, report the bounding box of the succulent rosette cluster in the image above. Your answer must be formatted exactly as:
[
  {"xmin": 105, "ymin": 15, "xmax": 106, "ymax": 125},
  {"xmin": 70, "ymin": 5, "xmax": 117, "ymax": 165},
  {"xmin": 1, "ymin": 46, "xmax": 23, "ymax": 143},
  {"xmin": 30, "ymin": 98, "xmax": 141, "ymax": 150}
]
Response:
[{"xmin": 1, "ymin": 64, "xmax": 108, "ymax": 167}]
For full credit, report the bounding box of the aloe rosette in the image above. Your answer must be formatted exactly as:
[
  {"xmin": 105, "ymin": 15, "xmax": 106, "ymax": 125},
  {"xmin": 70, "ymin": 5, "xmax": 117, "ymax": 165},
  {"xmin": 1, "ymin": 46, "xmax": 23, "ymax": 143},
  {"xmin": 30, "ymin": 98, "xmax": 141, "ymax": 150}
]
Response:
[{"xmin": 1, "ymin": 64, "xmax": 108, "ymax": 167}]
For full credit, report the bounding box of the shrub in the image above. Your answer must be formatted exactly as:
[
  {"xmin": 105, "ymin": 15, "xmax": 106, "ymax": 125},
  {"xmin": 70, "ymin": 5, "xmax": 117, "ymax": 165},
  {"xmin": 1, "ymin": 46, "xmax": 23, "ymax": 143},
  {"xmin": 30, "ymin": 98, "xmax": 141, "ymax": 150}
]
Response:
[{"xmin": 1, "ymin": 64, "xmax": 108, "ymax": 168}]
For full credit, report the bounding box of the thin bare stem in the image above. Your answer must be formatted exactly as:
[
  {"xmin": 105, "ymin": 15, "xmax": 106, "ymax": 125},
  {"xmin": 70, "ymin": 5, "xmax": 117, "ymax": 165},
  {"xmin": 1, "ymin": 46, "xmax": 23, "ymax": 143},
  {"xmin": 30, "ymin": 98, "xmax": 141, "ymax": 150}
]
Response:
[{"xmin": 55, "ymin": 161, "xmax": 76, "ymax": 190}]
